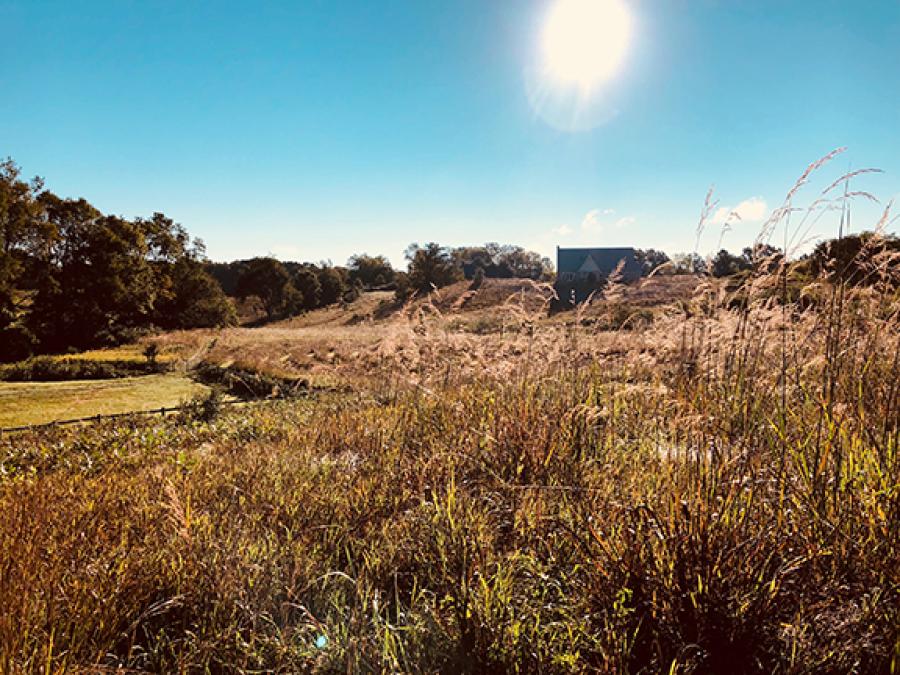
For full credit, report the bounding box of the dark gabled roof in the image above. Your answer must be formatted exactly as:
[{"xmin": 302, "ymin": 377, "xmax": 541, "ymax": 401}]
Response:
[{"xmin": 557, "ymin": 247, "xmax": 637, "ymax": 275}]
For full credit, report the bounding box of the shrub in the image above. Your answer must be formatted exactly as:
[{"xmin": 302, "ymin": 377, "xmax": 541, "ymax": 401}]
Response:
[
  {"xmin": 190, "ymin": 363, "xmax": 309, "ymax": 399},
  {"xmin": 143, "ymin": 343, "xmax": 160, "ymax": 367},
  {"xmin": 180, "ymin": 387, "xmax": 225, "ymax": 423},
  {"xmin": 469, "ymin": 266, "xmax": 485, "ymax": 290},
  {"xmin": 394, "ymin": 272, "xmax": 412, "ymax": 303},
  {"xmin": 0, "ymin": 355, "xmax": 160, "ymax": 381}
]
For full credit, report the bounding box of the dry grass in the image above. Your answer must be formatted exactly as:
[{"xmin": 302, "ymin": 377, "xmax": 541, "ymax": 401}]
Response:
[
  {"xmin": 3, "ymin": 263, "xmax": 897, "ymax": 671},
  {"xmin": 1, "ymin": 155, "xmax": 898, "ymax": 673},
  {"xmin": 59, "ymin": 345, "xmax": 177, "ymax": 365},
  {"xmin": 146, "ymin": 278, "xmax": 696, "ymax": 390}
]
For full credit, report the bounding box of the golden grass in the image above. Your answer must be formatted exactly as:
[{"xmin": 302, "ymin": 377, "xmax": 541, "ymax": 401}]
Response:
[
  {"xmin": 145, "ymin": 278, "xmax": 697, "ymax": 390},
  {"xmin": 1, "ymin": 283, "xmax": 897, "ymax": 670},
  {"xmin": 1, "ymin": 154, "xmax": 898, "ymax": 673},
  {"xmin": 0, "ymin": 374, "xmax": 207, "ymax": 427},
  {"xmin": 61, "ymin": 345, "xmax": 178, "ymax": 364}
]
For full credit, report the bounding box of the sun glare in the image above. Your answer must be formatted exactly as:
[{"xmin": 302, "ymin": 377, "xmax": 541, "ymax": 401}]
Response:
[{"xmin": 542, "ymin": 0, "xmax": 632, "ymax": 91}]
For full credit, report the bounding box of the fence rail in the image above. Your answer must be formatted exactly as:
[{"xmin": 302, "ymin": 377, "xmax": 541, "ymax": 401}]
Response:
[{"xmin": 0, "ymin": 397, "xmax": 279, "ymax": 436}]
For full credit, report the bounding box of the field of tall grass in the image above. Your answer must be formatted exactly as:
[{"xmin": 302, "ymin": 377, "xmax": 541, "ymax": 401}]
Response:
[{"xmin": 1, "ymin": 155, "xmax": 898, "ymax": 673}]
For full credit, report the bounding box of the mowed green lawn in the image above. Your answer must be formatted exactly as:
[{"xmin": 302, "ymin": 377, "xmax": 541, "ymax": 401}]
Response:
[{"xmin": 0, "ymin": 374, "xmax": 207, "ymax": 427}]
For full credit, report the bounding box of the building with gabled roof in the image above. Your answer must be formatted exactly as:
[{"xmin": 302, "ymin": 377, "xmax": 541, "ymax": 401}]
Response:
[{"xmin": 555, "ymin": 247, "xmax": 642, "ymax": 303}]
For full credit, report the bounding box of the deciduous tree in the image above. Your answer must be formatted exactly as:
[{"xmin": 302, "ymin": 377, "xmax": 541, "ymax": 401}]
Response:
[
  {"xmin": 317, "ymin": 265, "xmax": 347, "ymax": 306},
  {"xmin": 406, "ymin": 242, "xmax": 461, "ymax": 293},
  {"xmin": 236, "ymin": 257, "xmax": 296, "ymax": 320},
  {"xmin": 292, "ymin": 267, "xmax": 322, "ymax": 310},
  {"xmin": 348, "ymin": 254, "xmax": 394, "ymax": 288}
]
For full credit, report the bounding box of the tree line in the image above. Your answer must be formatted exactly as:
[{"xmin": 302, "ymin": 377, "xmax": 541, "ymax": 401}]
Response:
[
  {"xmin": 394, "ymin": 242, "xmax": 554, "ymax": 300},
  {"xmin": 1, "ymin": 159, "xmax": 235, "ymax": 361},
  {"xmin": 203, "ymin": 242, "xmax": 555, "ymax": 321},
  {"xmin": 204, "ymin": 257, "xmax": 379, "ymax": 321},
  {"xmin": 635, "ymin": 238, "xmax": 898, "ymax": 281},
  {"xmin": 1, "ymin": 159, "xmax": 558, "ymax": 361},
  {"xmin": 7, "ymin": 157, "xmax": 888, "ymax": 361}
]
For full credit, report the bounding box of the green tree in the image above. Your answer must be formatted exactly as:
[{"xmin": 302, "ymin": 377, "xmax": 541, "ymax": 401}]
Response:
[
  {"xmin": 710, "ymin": 249, "xmax": 746, "ymax": 278},
  {"xmin": 670, "ymin": 253, "xmax": 707, "ymax": 275},
  {"xmin": 235, "ymin": 257, "xmax": 296, "ymax": 320},
  {"xmin": 204, "ymin": 260, "xmax": 250, "ymax": 296},
  {"xmin": 316, "ymin": 266, "xmax": 347, "ymax": 306},
  {"xmin": 292, "ymin": 267, "xmax": 322, "ymax": 310},
  {"xmin": 0, "ymin": 159, "xmax": 45, "ymax": 359},
  {"xmin": 137, "ymin": 213, "xmax": 234, "ymax": 328},
  {"xmin": 451, "ymin": 244, "xmax": 499, "ymax": 271},
  {"xmin": 496, "ymin": 245, "xmax": 553, "ymax": 280},
  {"xmin": 2, "ymin": 158, "xmax": 242, "ymax": 355},
  {"xmin": 27, "ymin": 195, "xmax": 161, "ymax": 350},
  {"xmin": 154, "ymin": 258, "xmax": 237, "ymax": 329},
  {"xmin": 139, "ymin": 212, "xmax": 191, "ymax": 264},
  {"xmin": 634, "ymin": 248, "xmax": 670, "ymax": 275},
  {"xmin": 405, "ymin": 242, "xmax": 461, "ymax": 293},
  {"xmin": 393, "ymin": 271, "xmax": 412, "ymax": 302},
  {"xmin": 0, "ymin": 162, "xmax": 43, "ymax": 309},
  {"xmin": 347, "ymin": 254, "xmax": 394, "ymax": 288},
  {"xmin": 453, "ymin": 243, "xmax": 553, "ymax": 280}
]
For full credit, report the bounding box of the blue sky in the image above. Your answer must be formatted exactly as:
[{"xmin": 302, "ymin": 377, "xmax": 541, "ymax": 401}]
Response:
[{"xmin": 2, "ymin": 0, "xmax": 898, "ymax": 267}]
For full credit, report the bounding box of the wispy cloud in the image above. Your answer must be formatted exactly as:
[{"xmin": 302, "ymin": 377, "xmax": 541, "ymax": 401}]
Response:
[
  {"xmin": 581, "ymin": 209, "xmax": 635, "ymax": 232},
  {"xmin": 550, "ymin": 208, "xmax": 637, "ymax": 241},
  {"xmin": 581, "ymin": 209, "xmax": 604, "ymax": 231},
  {"xmin": 711, "ymin": 197, "xmax": 768, "ymax": 225}
]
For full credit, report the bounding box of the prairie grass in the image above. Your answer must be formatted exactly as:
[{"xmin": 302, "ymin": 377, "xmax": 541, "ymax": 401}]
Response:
[
  {"xmin": 1, "ymin": 155, "xmax": 899, "ymax": 673},
  {"xmin": 146, "ymin": 276, "xmax": 695, "ymax": 388}
]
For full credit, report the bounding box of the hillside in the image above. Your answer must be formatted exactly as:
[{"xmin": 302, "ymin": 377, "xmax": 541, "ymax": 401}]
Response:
[
  {"xmin": 0, "ymin": 276, "xmax": 708, "ymax": 428},
  {"xmin": 150, "ymin": 276, "xmax": 700, "ymax": 385},
  {"xmin": 2, "ymin": 269, "xmax": 897, "ymax": 673}
]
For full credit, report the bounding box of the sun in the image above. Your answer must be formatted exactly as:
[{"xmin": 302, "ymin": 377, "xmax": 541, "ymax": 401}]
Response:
[{"xmin": 542, "ymin": 0, "xmax": 633, "ymax": 91}]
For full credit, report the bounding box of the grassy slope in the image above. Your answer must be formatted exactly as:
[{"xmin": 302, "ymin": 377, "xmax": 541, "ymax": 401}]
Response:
[
  {"xmin": 0, "ymin": 374, "xmax": 206, "ymax": 427},
  {"xmin": 1, "ymin": 268, "xmax": 898, "ymax": 672},
  {"xmin": 149, "ymin": 278, "xmax": 699, "ymax": 385},
  {"xmin": 0, "ymin": 292, "xmax": 398, "ymax": 428}
]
